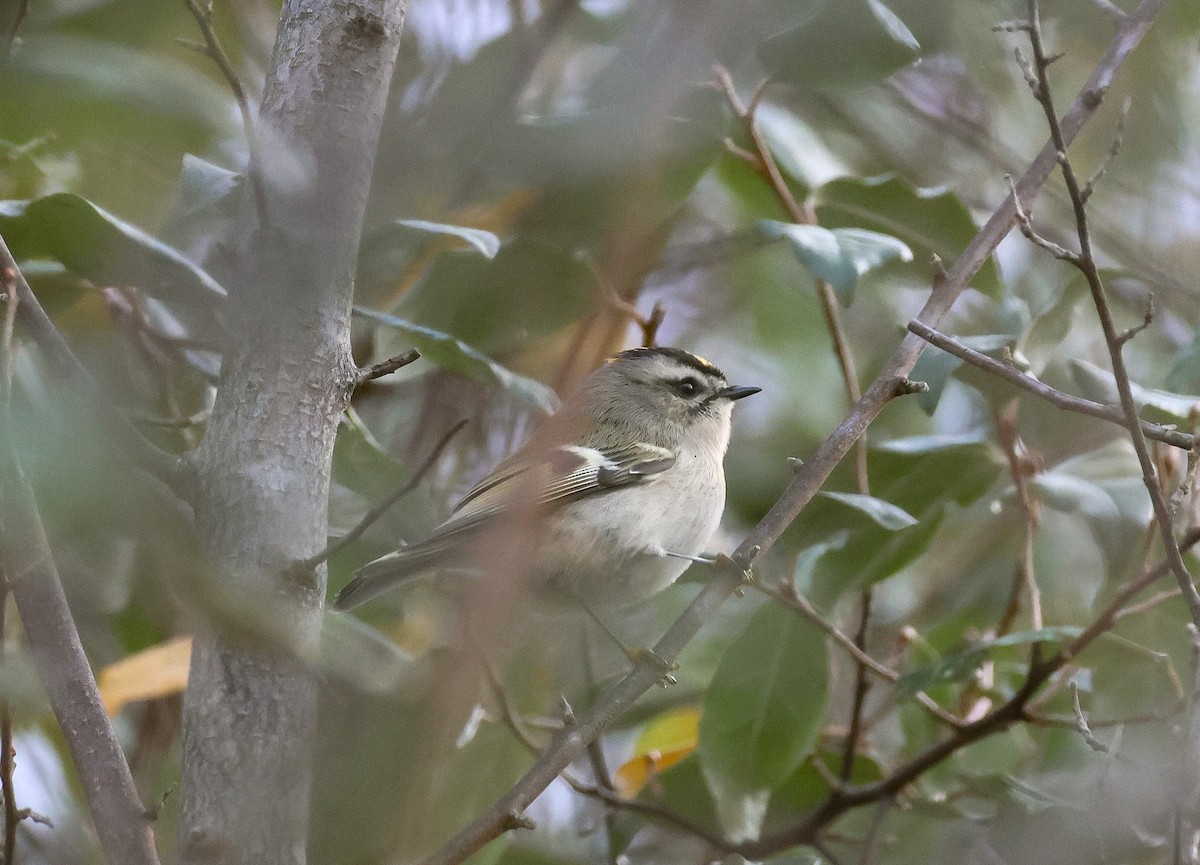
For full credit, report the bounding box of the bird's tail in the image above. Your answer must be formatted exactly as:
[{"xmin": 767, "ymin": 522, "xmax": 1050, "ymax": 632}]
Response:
[{"xmin": 332, "ymin": 547, "xmax": 444, "ymax": 611}]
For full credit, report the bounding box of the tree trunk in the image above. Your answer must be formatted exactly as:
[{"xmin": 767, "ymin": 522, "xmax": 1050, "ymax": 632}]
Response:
[{"xmin": 178, "ymin": 3, "xmax": 406, "ymax": 864}]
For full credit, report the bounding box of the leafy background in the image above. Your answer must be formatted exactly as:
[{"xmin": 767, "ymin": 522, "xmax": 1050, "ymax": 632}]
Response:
[{"xmin": 4, "ymin": 0, "xmax": 1200, "ymax": 863}]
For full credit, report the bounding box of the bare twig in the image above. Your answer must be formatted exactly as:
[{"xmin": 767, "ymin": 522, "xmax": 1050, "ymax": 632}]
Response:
[
  {"xmin": 716, "ymin": 71, "xmax": 880, "ymax": 781},
  {"xmin": 181, "ymin": 0, "xmax": 268, "ymax": 223},
  {"xmin": 858, "ymin": 798, "xmax": 892, "ymax": 865},
  {"xmin": 1082, "ymin": 97, "xmax": 1131, "ymax": 203},
  {"xmin": 355, "ymin": 349, "xmax": 421, "ymax": 387},
  {"xmin": 907, "ymin": 320, "xmax": 1194, "ymax": 450},
  {"xmin": 417, "ymin": 6, "xmax": 1170, "ymax": 863},
  {"xmin": 1006, "ymin": 174, "xmax": 1078, "ymax": 261},
  {"xmin": 587, "ymin": 258, "xmax": 666, "ymax": 347},
  {"xmin": 300, "ymin": 418, "xmax": 468, "ymax": 572},
  {"xmin": 1020, "ymin": 0, "xmax": 1200, "ymax": 627},
  {"xmin": 996, "ymin": 402, "xmax": 1043, "ymax": 634},
  {"xmin": 841, "ymin": 591, "xmax": 874, "ymax": 781}
]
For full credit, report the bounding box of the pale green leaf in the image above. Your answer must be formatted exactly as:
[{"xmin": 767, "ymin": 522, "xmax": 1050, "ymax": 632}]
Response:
[
  {"xmin": 819, "ymin": 491, "xmax": 918, "ymax": 530},
  {"xmin": 758, "ymin": 220, "xmax": 912, "ymax": 305},
  {"xmin": 353, "ymin": 307, "xmax": 558, "ymax": 413}
]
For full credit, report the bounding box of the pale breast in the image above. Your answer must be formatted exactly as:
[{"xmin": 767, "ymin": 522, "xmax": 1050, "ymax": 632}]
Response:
[{"xmin": 533, "ymin": 446, "xmax": 727, "ymax": 609}]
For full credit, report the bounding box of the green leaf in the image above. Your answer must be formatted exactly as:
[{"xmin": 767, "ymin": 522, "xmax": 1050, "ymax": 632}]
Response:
[
  {"xmin": 391, "ymin": 239, "xmax": 594, "ymax": 352},
  {"xmin": 805, "ymin": 436, "xmax": 1001, "ymax": 604},
  {"xmin": 1031, "ymin": 472, "xmax": 1122, "ymax": 523},
  {"xmin": 818, "ymin": 491, "xmax": 918, "ymax": 530},
  {"xmin": 353, "ymin": 307, "xmax": 559, "ymax": 413},
  {"xmin": 896, "ymin": 627, "xmax": 1082, "ymax": 696},
  {"xmin": 758, "ymin": 220, "xmax": 912, "ymax": 305},
  {"xmin": 816, "ymin": 174, "xmax": 1003, "ymax": 299},
  {"xmin": 1168, "ymin": 328, "xmax": 1200, "ymax": 394},
  {"xmin": 754, "ymin": 103, "xmax": 850, "ymax": 190},
  {"xmin": 318, "ymin": 613, "xmax": 420, "ymax": 695},
  {"xmin": 176, "ymin": 154, "xmax": 243, "ymax": 220},
  {"xmin": 699, "ymin": 603, "xmax": 829, "ymax": 795},
  {"xmin": 1071, "ymin": 358, "xmax": 1200, "ymax": 425},
  {"xmin": 758, "ymin": 0, "xmax": 920, "ymax": 92},
  {"xmin": 0, "ymin": 192, "xmax": 227, "ymax": 324}
]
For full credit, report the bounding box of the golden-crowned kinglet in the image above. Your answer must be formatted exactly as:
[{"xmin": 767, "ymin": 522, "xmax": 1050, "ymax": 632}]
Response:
[{"xmin": 333, "ymin": 347, "xmax": 759, "ymax": 612}]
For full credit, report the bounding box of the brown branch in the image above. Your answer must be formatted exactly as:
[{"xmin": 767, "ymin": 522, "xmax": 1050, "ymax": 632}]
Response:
[
  {"xmin": 1020, "ymin": 0, "xmax": 1200, "ymax": 626},
  {"xmin": 417, "ymin": 5, "xmax": 1170, "ymax": 863},
  {"xmin": 355, "ymin": 348, "xmax": 421, "ymax": 387},
  {"xmin": 181, "ymin": 0, "xmax": 268, "ymax": 223},
  {"xmin": 0, "ymin": 279, "xmax": 159, "ymax": 865},
  {"xmin": 841, "ymin": 591, "xmax": 873, "ymax": 781},
  {"xmin": 0, "ymin": 240, "xmax": 189, "ymax": 492},
  {"xmin": 300, "ymin": 418, "xmax": 468, "ymax": 572},
  {"xmin": 907, "ymin": 320, "xmax": 1195, "ymax": 450},
  {"xmin": 587, "ymin": 258, "xmax": 666, "ymax": 347}
]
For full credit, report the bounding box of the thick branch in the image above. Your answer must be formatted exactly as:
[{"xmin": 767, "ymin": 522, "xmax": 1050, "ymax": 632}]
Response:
[
  {"xmin": 907, "ymin": 320, "xmax": 1194, "ymax": 450},
  {"xmin": 418, "ymin": 4, "xmax": 1169, "ymax": 863}
]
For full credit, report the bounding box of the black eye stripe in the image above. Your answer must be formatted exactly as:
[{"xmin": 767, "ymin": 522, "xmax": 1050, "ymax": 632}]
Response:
[{"xmin": 673, "ymin": 377, "xmax": 702, "ymax": 397}]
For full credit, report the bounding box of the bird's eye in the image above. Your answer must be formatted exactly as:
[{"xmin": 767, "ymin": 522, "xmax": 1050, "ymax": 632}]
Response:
[{"xmin": 674, "ymin": 377, "xmax": 701, "ymax": 398}]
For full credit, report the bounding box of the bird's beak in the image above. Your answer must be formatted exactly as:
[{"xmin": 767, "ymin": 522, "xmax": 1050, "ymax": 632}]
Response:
[{"xmin": 717, "ymin": 384, "xmax": 761, "ymax": 402}]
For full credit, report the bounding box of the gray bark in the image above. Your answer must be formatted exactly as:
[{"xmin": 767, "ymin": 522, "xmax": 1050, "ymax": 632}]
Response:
[{"xmin": 178, "ymin": 3, "xmax": 406, "ymax": 864}]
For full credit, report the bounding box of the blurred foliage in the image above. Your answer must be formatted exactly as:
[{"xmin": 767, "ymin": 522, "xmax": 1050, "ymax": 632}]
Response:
[{"xmin": 4, "ymin": 0, "xmax": 1200, "ymax": 863}]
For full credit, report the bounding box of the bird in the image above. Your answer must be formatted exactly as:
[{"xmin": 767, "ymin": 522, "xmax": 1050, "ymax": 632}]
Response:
[{"xmin": 332, "ymin": 346, "xmax": 759, "ymax": 616}]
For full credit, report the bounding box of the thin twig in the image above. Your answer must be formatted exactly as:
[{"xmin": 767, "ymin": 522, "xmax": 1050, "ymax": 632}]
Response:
[
  {"xmin": 858, "ymin": 798, "xmax": 892, "ymax": 865},
  {"xmin": 716, "ymin": 71, "xmax": 880, "ymax": 780},
  {"xmin": 585, "ymin": 258, "xmax": 666, "ymax": 347},
  {"xmin": 996, "ymin": 402, "xmax": 1043, "ymax": 633},
  {"xmin": 841, "ymin": 591, "xmax": 873, "ymax": 782},
  {"xmin": 1082, "ymin": 97, "xmax": 1131, "ymax": 203},
  {"xmin": 355, "ymin": 349, "xmax": 421, "ymax": 387},
  {"xmin": 181, "ymin": 0, "xmax": 268, "ymax": 223},
  {"xmin": 416, "ymin": 8, "xmax": 1170, "ymax": 862},
  {"xmin": 1069, "ymin": 681, "xmax": 1110, "ymax": 752},
  {"xmin": 907, "ymin": 320, "xmax": 1194, "ymax": 450},
  {"xmin": 300, "ymin": 418, "xmax": 468, "ymax": 572}
]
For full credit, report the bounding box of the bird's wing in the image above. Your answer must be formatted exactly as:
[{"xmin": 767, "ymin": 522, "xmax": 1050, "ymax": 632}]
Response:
[
  {"xmin": 443, "ymin": 441, "xmax": 676, "ymax": 531},
  {"xmin": 333, "ymin": 442, "xmax": 676, "ymax": 610}
]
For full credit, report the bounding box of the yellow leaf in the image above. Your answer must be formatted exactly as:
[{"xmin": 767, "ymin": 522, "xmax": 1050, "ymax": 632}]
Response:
[
  {"xmin": 98, "ymin": 636, "xmax": 192, "ymax": 716},
  {"xmin": 613, "ymin": 707, "xmax": 701, "ymax": 798}
]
